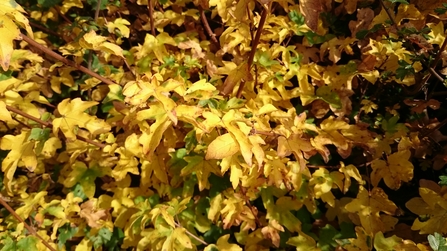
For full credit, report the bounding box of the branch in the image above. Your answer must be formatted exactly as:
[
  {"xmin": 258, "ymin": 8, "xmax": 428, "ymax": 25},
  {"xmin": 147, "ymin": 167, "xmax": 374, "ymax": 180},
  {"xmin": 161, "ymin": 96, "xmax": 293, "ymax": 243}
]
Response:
[
  {"xmin": 148, "ymin": 0, "xmax": 156, "ymax": 36},
  {"xmin": 200, "ymin": 7, "xmax": 218, "ymax": 44},
  {"xmin": 6, "ymin": 105, "xmax": 107, "ymax": 148},
  {"xmin": 236, "ymin": 4, "xmax": 268, "ymax": 98},
  {"xmin": 0, "ymin": 196, "xmax": 57, "ymax": 251},
  {"xmin": 20, "ymin": 34, "xmax": 116, "ymax": 86}
]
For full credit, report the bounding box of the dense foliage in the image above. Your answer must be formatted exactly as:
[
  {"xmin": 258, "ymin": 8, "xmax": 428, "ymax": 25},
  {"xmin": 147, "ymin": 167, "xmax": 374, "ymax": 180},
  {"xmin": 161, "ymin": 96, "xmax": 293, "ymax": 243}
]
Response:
[{"xmin": 1, "ymin": 0, "xmax": 447, "ymax": 250}]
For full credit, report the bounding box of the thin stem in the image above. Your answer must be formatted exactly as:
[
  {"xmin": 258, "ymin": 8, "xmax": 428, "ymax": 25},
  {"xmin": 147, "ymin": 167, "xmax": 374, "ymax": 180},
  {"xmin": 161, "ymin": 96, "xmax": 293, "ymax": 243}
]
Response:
[
  {"xmin": 0, "ymin": 196, "xmax": 57, "ymax": 251},
  {"xmin": 20, "ymin": 34, "xmax": 116, "ymax": 86},
  {"xmin": 5, "ymin": 105, "xmax": 106, "ymax": 148},
  {"xmin": 174, "ymin": 222, "xmax": 208, "ymax": 246},
  {"xmin": 380, "ymin": 0, "xmax": 396, "ymax": 26}
]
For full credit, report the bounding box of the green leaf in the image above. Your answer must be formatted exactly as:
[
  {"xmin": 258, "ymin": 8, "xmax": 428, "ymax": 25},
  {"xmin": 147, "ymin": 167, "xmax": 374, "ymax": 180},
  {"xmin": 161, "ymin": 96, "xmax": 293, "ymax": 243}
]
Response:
[
  {"xmin": 428, "ymin": 233, "xmax": 447, "ymax": 251},
  {"xmin": 17, "ymin": 237, "xmax": 38, "ymax": 251},
  {"xmin": 435, "ymin": 3, "xmax": 447, "ymax": 15},
  {"xmin": 318, "ymin": 224, "xmax": 339, "ymax": 251},
  {"xmin": 256, "ymin": 51, "xmax": 279, "ymax": 68},
  {"xmin": 316, "ymin": 86, "xmax": 342, "ymax": 109},
  {"xmin": 440, "ymin": 176, "xmax": 447, "ymax": 187},
  {"xmin": 88, "ymin": 227, "xmax": 113, "ymax": 249},
  {"xmin": 396, "ymin": 60, "xmax": 415, "ymax": 80},
  {"xmin": 289, "ymin": 10, "xmax": 305, "ymax": 26},
  {"xmin": 58, "ymin": 224, "xmax": 78, "ymax": 248}
]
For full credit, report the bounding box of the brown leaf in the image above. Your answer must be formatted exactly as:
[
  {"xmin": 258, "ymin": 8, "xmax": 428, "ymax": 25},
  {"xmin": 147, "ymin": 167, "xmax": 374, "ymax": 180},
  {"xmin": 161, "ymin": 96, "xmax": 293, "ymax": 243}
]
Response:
[
  {"xmin": 80, "ymin": 200, "xmax": 108, "ymax": 228},
  {"xmin": 299, "ymin": 0, "xmax": 323, "ymax": 32},
  {"xmin": 349, "ymin": 8, "xmax": 374, "ymax": 37}
]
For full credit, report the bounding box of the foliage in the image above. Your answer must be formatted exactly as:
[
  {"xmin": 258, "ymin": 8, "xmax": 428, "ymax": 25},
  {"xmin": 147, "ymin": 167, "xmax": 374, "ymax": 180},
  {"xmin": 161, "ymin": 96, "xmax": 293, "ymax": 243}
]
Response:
[{"xmin": 0, "ymin": 0, "xmax": 447, "ymax": 250}]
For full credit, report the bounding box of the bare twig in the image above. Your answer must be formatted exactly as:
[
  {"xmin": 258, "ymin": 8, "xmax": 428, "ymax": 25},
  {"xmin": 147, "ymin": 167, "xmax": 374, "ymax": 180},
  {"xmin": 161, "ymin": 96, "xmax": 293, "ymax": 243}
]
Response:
[
  {"xmin": 236, "ymin": 4, "xmax": 269, "ymax": 98},
  {"xmin": 29, "ymin": 22, "xmax": 59, "ymax": 37},
  {"xmin": 380, "ymin": 0, "xmax": 396, "ymax": 26},
  {"xmin": 148, "ymin": 0, "xmax": 156, "ymax": 36},
  {"xmin": 200, "ymin": 7, "xmax": 218, "ymax": 44},
  {"xmin": 174, "ymin": 222, "xmax": 208, "ymax": 245},
  {"xmin": 20, "ymin": 34, "xmax": 116, "ymax": 86},
  {"xmin": 5, "ymin": 105, "xmax": 107, "ymax": 148},
  {"xmin": 0, "ymin": 196, "xmax": 57, "ymax": 251}
]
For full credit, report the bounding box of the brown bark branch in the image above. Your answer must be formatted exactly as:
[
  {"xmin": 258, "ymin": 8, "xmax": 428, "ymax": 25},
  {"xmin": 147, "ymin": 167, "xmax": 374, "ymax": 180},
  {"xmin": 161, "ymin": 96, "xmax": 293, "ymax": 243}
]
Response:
[
  {"xmin": 0, "ymin": 196, "xmax": 57, "ymax": 251},
  {"xmin": 20, "ymin": 34, "xmax": 116, "ymax": 86},
  {"xmin": 148, "ymin": 0, "xmax": 156, "ymax": 36},
  {"xmin": 200, "ymin": 7, "xmax": 218, "ymax": 44},
  {"xmin": 236, "ymin": 4, "xmax": 268, "ymax": 98},
  {"xmin": 6, "ymin": 105, "xmax": 106, "ymax": 148}
]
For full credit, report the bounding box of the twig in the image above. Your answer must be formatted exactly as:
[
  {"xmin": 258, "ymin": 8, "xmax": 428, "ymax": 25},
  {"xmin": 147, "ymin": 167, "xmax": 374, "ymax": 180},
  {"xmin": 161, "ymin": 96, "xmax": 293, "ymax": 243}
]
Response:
[
  {"xmin": 5, "ymin": 105, "xmax": 107, "ymax": 148},
  {"xmin": 29, "ymin": 22, "xmax": 59, "ymax": 37},
  {"xmin": 380, "ymin": 0, "xmax": 396, "ymax": 26},
  {"xmin": 236, "ymin": 4, "xmax": 269, "ymax": 98},
  {"xmin": 148, "ymin": 0, "xmax": 156, "ymax": 36},
  {"xmin": 200, "ymin": 7, "xmax": 218, "ymax": 44},
  {"xmin": 174, "ymin": 222, "xmax": 208, "ymax": 246},
  {"xmin": 20, "ymin": 34, "xmax": 116, "ymax": 86},
  {"xmin": 0, "ymin": 196, "xmax": 57, "ymax": 251}
]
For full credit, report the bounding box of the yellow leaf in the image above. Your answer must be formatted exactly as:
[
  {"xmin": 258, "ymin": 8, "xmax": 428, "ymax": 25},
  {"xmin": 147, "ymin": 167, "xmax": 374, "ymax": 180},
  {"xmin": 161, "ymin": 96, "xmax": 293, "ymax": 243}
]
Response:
[
  {"xmin": 106, "ymin": 18, "xmax": 130, "ymax": 38},
  {"xmin": 339, "ymin": 163, "xmax": 363, "ymax": 193},
  {"xmin": 15, "ymin": 191, "xmax": 47, "ymax": 218},
  {"xmin": 406, "ymin": 186, "xmax": 447, "ymax": 234},
  {"xmin": 0, "ymin": 101, "xmax": 13, "ymax": 123},
  {"xmin": 343, "ymin": 227, "xmax": 373, "ymax": 251},
  {"xmin": 60, "ymin": 0, "xmax": 83, "ymax": 14},
  {"xmin": 53, "ymin": 98, "xmax": 99, "ymax": 140},
  {"xmin": 345, "ymin": 186, "xmax": 397, "ymax": 235},
  {"xmin": 222, "ymin": 110, "xmax": 253, "ymax": 166},
  {"xmin": 206, "ymin": 133, "xmax": 240, "ymax": 160},
  {"xmin": 1, "ymin": 131, "xmax": 36, "ymax": 195},
  {"xmin": 309, "ymin": 168, "xmax": 344, "ymax": 207},
  {"xmin": 0, "ymin": 15, "xmax": 20, "ymax": 71},
  {"xmin": 374, "ymin": 231, "xmax": 421, "ymax": 251},
  {"xmin": 215, "ymin": 234, "xmax": 242, "ymax": 251},
  {"xmin": 182, "ymin": 155, "xmax": 221, "ymax": 191},
  {"xmin": 371, "ymin": 150, "xmax": 413, "ymax": 190}
]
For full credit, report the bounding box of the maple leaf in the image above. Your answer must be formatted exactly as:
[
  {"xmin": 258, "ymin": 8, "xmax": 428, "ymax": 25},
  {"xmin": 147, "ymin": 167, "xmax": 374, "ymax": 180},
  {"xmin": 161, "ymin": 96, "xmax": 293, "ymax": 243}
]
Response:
[
  {"xmin": 1, "ymin": 131, "xmax": 37, "ymax": 195},
  {"xmin": 181, "ymin": 155, "xmax": 221, "ymax": 191},
  {"xmin": 406, "ymin": 180, "xmax": 447, "ymax": 234},
  {"xmin": 371, "ymin": 150, "xmax": 414, "ymax": 190},
  {"xmin": 309, "ymin": 168, "xmax": 344, "ymax": 207},
  {"xmin": 262, "ymin": 187, "xmax": 302, "ymax": 233},
  {"xmin": 345, "ymin": 186, "xmax": 398, "ymax": 235},
  {"xmin": 342, "ymin": 227, "xmax": 373, "ymax": 251},
  {"xmin": 63, "ymin": 161, "xmax": 104, "ymax": 198},
  {"xmin": 374, "ymin": 231, "xmax": 421, "ymax": 251},
  {"xmin": 53, "ymin": 98, "xmax": 107, "ymax": 140}
]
